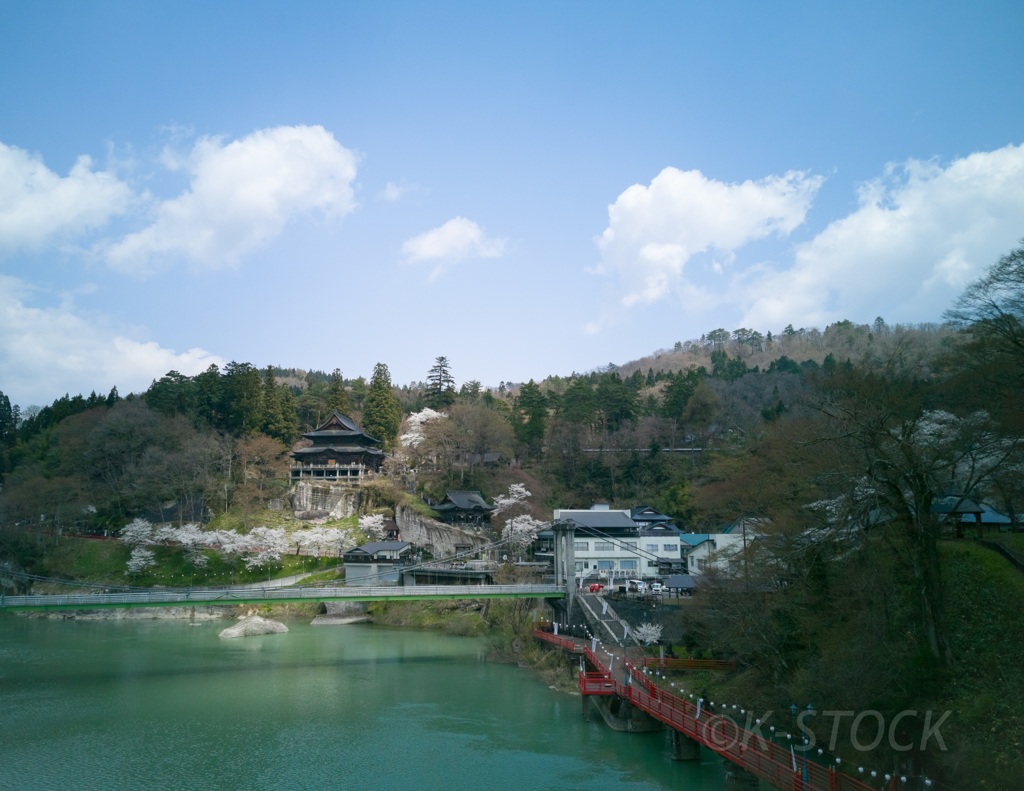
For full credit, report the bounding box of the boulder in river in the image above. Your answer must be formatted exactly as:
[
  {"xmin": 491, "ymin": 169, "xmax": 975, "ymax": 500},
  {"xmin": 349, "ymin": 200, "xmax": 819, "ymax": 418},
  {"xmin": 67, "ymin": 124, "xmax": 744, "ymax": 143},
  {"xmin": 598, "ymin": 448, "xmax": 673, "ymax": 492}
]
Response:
[{"xmin": 218, "ymin": 614, "xmax": 289, "ymax": 639}]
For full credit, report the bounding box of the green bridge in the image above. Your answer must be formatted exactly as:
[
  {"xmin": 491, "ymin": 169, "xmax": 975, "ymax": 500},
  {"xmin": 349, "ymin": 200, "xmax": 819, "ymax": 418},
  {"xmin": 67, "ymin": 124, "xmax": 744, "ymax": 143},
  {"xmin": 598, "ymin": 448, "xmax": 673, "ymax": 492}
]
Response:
[{"xmin": 0, "ymin": 584, "xmax": 564, "ymax": 612}]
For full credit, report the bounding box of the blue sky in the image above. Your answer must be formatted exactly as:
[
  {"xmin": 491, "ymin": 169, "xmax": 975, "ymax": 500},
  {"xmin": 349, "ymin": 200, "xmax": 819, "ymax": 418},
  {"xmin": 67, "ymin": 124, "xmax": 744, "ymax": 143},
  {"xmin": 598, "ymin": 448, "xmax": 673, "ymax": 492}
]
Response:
[{"xmin": 2, "ymin": 1, "xmax": 1023, "ymax": 408}]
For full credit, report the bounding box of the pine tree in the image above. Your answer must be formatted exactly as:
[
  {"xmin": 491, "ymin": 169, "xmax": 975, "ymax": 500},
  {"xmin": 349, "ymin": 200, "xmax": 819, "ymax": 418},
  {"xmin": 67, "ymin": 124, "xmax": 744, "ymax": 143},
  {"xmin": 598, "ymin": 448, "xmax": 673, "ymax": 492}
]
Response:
[
  {"xmin": 325, "ymin": 368, "xmax": 351, "ymax": 415},
  {"xmin": 362, "ymin": 362, "xmax": 403, "ymax": 452},
  {"xmin": 223, "ymin": 361, "xmax": 265, "ymax": 435},
  {"xmin": 512, "ymin": 380, "xmax": 547, "ymax": 459},
  {"xmin": 425, "ymin": 356, "xmax": 456, "ymax": 409},
  {"xmin": 261, "ymin": 367, "xmax": 298, "ymax": 443}
]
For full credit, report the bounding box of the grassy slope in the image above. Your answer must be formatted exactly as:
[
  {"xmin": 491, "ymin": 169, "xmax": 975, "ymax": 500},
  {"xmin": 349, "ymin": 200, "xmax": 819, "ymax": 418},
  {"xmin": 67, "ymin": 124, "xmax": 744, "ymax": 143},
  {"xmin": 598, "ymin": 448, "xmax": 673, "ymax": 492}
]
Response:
[
  {"xmin": 934, "ymin": 542, "xmax": 1024, "ymax": 789},
  {"xmin": 30, "ymin": 535, "xmax": 341, "ymax": 589}
]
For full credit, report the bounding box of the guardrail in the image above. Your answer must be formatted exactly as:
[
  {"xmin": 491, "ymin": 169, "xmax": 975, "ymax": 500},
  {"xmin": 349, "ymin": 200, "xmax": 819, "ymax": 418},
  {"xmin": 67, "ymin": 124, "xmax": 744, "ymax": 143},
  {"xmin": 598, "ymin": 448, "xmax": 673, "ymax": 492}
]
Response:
[
  {"xmin": 642, "ymin": 656, "xmax": 737, "ymax": 671},
  {"xmin": 534, "ymin": 629, "xmax": 875, "ymax": 791},
  {"xmin": 0, "ymin": 584, "xmax": 564, "ymax": 611}
]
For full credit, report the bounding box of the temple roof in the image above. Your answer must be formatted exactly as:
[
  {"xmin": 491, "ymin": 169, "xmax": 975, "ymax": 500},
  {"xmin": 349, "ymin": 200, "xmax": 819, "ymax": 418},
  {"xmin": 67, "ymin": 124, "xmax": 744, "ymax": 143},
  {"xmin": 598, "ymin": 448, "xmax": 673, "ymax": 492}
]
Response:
[
  {"xmin": 292, "ymin": 445, "xmax": 385, "ymax": 457},
  {"xmin": 432, "ymin": 490, "xmax": 495, "ymax": 512},
  {"xmin": 301, "ymin": 411, "xmax": 381, "ymax": 445}
]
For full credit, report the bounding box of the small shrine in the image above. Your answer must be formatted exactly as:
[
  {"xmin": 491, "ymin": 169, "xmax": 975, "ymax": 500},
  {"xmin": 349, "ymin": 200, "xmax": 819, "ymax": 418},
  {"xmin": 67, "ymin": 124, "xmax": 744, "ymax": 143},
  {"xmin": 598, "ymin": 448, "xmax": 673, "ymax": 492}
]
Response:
[
  {"xmin": 431, "ymin": 490, "xmax": 495, "ymax": 527},
  {"xmin": 290, "ymin": 411, "xmax": 384, "ymax": 484}
]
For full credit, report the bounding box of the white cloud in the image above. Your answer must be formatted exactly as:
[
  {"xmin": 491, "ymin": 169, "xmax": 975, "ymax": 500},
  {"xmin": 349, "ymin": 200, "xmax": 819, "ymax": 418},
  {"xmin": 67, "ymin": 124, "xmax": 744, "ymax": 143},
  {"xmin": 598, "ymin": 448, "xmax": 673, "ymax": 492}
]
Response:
[
  {"xmin": 595, "ymin": 166, "xmax": 823, "ymax": 308},
  {"xmin": 0, "ymin": 275, "xmax": 224, "ymax": 407},
  {"xmin": 0, "ymin": 142, "xmax": 134, "ymax": 252},
  {"xmin": 401, "ymin": 216, "xmax": 507, "ymax": 279},
  {"xmin": 737, "ymin": 143, "xmax": 1024, "ymax": 330},
  {"xmin": 101, "ymin": 125, "xmax": 359, "ymax": 274},
  {"xmin": 378, "ymin": 181, "xmax": 421, "ymax": 202}
]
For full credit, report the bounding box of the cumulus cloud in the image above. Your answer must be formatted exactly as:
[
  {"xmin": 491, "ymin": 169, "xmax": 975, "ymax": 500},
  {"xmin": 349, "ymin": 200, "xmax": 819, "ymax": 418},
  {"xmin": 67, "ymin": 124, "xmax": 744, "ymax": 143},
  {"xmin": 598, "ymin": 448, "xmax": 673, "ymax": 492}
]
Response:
[
  {"xmin": 737, "ymin": 143, "xmax": 1024, "ymax": 330},
  {"xmin": 0, "ymin": 142, "xmax": 134, "ymax": 252},
  {"xmin": 401, "ymin": 216, "xmax": 507, "ymax": 279},
  {"xmin": 0, "ymin": 275, "xmax": 224, "ymax": 407},
  {"xmin": 101, "ymin": 125, "xmax": 359, "ymax": 274},
  {"xmin": 595, "ymin": 166, "xmax": 823, "ymax": 308}
]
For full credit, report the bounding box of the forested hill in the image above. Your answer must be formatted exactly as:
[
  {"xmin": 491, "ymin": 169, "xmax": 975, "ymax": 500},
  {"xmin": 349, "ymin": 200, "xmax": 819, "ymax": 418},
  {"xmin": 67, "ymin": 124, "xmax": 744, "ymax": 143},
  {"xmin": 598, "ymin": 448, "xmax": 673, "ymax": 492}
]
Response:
[
  {"xmin": 0, "ymin": 242, "xmax": 1021, "ymax": 531},
  {"xmin": 2, "ymin": 244, "xmax": 1024, "ymax": 788}
]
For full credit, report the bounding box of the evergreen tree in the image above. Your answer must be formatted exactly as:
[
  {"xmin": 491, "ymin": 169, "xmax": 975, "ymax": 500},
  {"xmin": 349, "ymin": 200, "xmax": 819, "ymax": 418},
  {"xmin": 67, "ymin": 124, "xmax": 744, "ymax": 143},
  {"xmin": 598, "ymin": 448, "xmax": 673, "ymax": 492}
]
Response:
[
  {"xmin": 325, "ymin": 368, "xmax": 351, "ymax": 415},
  {"xmin": 146, "ymin": 371, "xmax": 196, "ymax": 419},
  {"xmin": 0, "ymin": 390, "xmax": 14, "ymax": 448},
  {"xmin": 594, "ymin": 372, "xmax": 637, "ymax": 432},
  {"xmin": 193, "ymin": 364, "xmax": 224, "ymax": 428},
  {"xmin": 223, "ymin": 361, "xmax": 264, "ymax": 435},
  {"xmin": 362, "ymin": 362, "xmax": 403, "ymax": 452},
  {"xmin": 425, "ymin": 356, "xmax": 456, "ymax": 409},
  {"xmin": 558, "ymin": 377, "xmax": 597, "ymax": 427},
  {"xmin": 0, "ymin": 390, "xmax": 12, "ymax": 480},
  {"xmin": 512, "ymin": 380, "xmax": 547, "ymax": 459},
  {"xmin": 261, "ymin": 367, "xmax": 298, "ymax": 444}
]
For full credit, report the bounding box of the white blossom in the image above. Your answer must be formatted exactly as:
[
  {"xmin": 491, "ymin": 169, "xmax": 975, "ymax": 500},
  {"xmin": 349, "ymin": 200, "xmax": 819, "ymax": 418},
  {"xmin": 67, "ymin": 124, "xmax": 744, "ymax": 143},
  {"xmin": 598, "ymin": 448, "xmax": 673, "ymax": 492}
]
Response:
[
  {"xmin": 492, "ymin": 483, "xmax": 531, "ymax": 515},
  {"xmin": 241, "ymin": 526, "xmax": 289, "ymax": 570},
  {"xmin": 296, "ymin": 526, "xmax": 352, "ymax": 558},
  {"xmin": 120, "ymin": 517, "xmax": 155, "ymax": 548},
  {"xmin": 400, "ymin": 407, "xmax": 446, "ymax": 447},
  {"xmin": 126, "ymin": 547, "xmax": 156, "ymax": 576},
  {"xmin": 358, "ymin": 513, "xmax": 387, "ymax": 541},
  {"xmin": 155, "ymin": 523, "xmax": 210, "ymax": 568},
  {"xmin": 634, "ymin": 622, "xmax": 663, "ymax": 645},
  {"xmin": 502, "ymin": 514, "xmax": 544, "ymax": 550}
]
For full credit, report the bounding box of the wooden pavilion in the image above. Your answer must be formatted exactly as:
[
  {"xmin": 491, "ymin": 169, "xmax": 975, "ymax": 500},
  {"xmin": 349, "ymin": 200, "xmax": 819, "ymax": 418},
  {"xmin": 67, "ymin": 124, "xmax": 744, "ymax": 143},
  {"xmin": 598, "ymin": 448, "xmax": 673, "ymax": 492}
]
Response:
[{"xmin": 290, "ymin": 411, "xmax": 384, "ymax": 484}]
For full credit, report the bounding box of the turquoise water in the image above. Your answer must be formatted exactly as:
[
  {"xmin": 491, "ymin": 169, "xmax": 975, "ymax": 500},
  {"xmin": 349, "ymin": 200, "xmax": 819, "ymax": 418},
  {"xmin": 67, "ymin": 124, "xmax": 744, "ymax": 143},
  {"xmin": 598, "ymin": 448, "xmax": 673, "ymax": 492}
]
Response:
[{"xmin": 0, "ymin": 616, "xmax": 725, "ymax": 790}]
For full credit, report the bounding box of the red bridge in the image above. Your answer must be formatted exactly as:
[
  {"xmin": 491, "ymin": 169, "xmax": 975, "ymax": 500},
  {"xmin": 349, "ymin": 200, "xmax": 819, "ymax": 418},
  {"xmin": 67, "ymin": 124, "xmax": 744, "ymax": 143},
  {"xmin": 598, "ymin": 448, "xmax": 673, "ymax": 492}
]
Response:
[{"xmin": 535, "ymin": 629, "xmax": 882, "ymax": 791}]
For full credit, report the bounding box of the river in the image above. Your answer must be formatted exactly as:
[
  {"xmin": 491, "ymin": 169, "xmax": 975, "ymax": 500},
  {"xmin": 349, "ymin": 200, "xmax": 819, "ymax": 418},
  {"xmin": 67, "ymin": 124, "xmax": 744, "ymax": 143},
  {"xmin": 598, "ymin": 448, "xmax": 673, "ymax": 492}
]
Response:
[{"xmin": 0, "ymin": 616, "xmax": 727, "ymax": 790}]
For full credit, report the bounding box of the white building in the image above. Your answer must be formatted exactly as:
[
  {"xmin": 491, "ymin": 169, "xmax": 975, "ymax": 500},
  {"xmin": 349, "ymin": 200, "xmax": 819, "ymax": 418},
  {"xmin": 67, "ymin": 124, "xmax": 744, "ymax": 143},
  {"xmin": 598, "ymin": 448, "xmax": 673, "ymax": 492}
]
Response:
[
  {"xmin": 551, "ymin": 504, "xmax": 683, "ymax": 584},
  {"xmin": 680, "ymin": 520, "xmax": 761, "ymax": 577}
]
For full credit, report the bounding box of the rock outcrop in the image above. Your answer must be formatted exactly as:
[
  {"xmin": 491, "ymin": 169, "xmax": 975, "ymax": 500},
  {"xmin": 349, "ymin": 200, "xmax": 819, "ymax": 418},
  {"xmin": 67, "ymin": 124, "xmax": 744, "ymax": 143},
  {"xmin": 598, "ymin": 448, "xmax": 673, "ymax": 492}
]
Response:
[{"xmin": 395, "ymin": 505, "xmax": 491, "ymax": 557}]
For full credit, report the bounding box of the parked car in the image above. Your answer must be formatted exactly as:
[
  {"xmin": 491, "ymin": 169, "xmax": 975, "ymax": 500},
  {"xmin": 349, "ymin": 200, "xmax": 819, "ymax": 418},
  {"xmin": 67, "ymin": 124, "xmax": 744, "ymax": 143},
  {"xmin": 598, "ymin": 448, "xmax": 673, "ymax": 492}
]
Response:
[
  {"xmin": 649, "ymin": 582, "xmax": 664, "ymax": 595},
  {"xmin": 627, "ymin": 579, "xmax": 648, "ymax": 594},
  {"xmin": 587, "ymin": 583, "xmax": 604, "ymax": 593}
]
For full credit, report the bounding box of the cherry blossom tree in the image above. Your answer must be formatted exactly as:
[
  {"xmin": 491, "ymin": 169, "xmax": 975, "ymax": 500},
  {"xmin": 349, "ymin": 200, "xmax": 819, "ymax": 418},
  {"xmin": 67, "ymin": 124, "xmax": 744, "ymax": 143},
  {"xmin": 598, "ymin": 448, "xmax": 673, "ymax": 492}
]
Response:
[
  {"xmin": 492, "ymin": 483, "xmax": 531, "ymax": 515},
  {"xmin": 121, "ymin": 518, "xmax": 158, "ymax": 576},
  {"xmin": 120, "ymin": 517, "xmax": 155, "ymax": 548},
  {"xmin": 296, "ymin": 526, "xmax": 353, "ymax": 559},
  {"xmin": 358, "ymin": 513, "xmax": 387, "ymax": 541},
  {"xmin": 126, "ymin": 547, "xmax": 156, "ymax": 576},
  {"xmin": 400, "ymin": 407, "xmax": 446, "ymax": 448},
  {"xmin": 240, "ymin": 526, "xmax": 289, "ymax": 570},
  {"xmin": 634, "ymin": 622, "xmax": 663, "ymax": 645},
  {"xmin": 155, "ymin": 523, "xmax": 209, "ymax": 568},
  {"xmin": 502, "ymin": 514, "xmax": 544, "ymax": 553}
]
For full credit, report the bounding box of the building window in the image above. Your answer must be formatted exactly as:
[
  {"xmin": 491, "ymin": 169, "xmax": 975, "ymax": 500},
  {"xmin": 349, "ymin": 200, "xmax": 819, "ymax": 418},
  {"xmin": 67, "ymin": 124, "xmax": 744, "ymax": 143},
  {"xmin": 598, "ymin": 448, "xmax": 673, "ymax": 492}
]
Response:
[
  {"xmin": 663, "ymin": 544, "xmax": 677, "ymax": 553},
  {"xmin": 597, "ymin": 560, "xmax": 615, "ymax": 570},
  {"xmin": 646, "ymin": 544, "xmax": 658, "ymax": 552},
  {"xmin": 574, "ymin": 541, "xmax": 589, "ymax": 551},
  {"xmin": 697, "ymin": 558, "xmax": 708, "ymax": 571},
  {"xmin": 620, "ymin": 560, "xmax": 637, "ymax": 571},
  {"xmin": 594, "ymin": 541, "xmax": 614, "ymax": 551},
  {"xmin": 623, "ymin": 541, "xmax": 637, "ymax": 549}
]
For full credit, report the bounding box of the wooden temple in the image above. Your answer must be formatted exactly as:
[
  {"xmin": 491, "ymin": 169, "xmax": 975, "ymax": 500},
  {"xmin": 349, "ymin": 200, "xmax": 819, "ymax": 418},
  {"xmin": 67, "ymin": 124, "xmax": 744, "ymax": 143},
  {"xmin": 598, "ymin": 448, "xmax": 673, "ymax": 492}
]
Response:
[{"xmin": 290, "ymin": 411, "xmax": 385, "ymax": 484}]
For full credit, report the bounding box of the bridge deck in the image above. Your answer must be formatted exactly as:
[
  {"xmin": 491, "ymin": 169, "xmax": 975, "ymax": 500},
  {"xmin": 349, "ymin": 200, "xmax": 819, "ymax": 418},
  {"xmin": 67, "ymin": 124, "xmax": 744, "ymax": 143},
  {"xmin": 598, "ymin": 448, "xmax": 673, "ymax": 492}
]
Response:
[
  {"xmin": 536, "ymin": 630, "xmax": 876, "ymax": 791},
  {"xmin": 0, "ymin": 584, "xmax": 563, "ymax": 611}
]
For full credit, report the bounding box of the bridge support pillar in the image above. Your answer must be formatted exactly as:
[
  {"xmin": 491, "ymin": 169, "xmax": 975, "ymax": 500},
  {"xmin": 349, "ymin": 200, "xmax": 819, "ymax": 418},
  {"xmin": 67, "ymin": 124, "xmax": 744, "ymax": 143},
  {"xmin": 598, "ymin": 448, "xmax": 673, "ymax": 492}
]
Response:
[
  {"xmin": 724, "ymin": 766, "xmax": 760, "ymax": 789},
  {"xmin": 668, "ymin": 728, "xmax": 700, "ymax": 760}
]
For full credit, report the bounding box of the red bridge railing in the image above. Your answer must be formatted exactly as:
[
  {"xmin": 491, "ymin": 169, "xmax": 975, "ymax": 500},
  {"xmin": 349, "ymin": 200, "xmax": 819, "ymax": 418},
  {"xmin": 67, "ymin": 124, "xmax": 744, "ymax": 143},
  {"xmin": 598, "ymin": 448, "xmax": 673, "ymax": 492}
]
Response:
[
  {"xmin": 642, "ymin": 656, "xmax": 737, "ymax": 671},
  {"xmin": 534, "ymin": 629, "xmax": 875, "ymax": 791}
]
